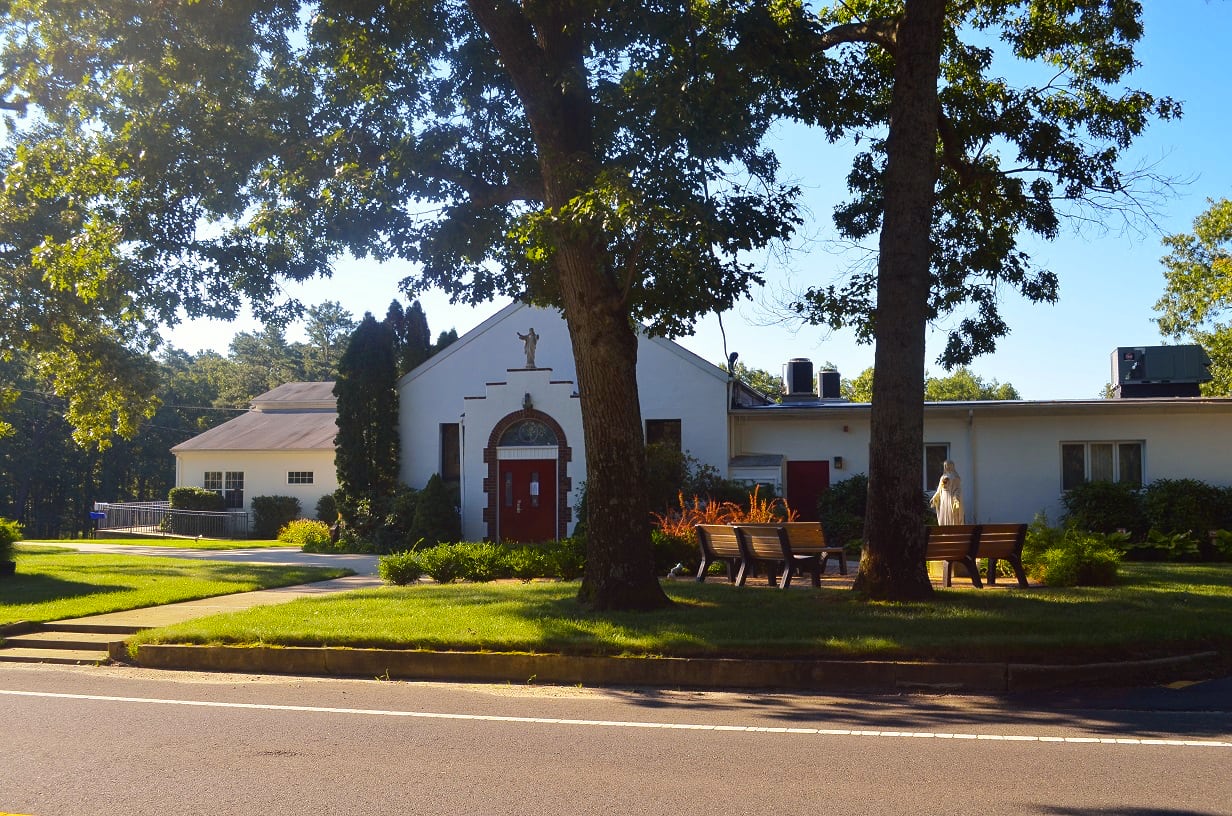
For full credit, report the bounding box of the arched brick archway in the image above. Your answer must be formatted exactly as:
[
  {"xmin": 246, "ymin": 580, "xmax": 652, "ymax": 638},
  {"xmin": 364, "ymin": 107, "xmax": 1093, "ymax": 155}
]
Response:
[{"xmin": 482, "ymin": 408, "xmax": 572, "ymax": 541}]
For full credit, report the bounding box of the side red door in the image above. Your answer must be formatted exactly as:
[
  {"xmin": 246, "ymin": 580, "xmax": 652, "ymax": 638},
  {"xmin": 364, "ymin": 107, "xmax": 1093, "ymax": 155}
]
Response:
[
  {"xmin": 786, "ymin": 460, "xmax": 830, "ymax": 522},
  {"xmin": 498, "ymin": 459, "xmax": 557, "ymax": 543}
]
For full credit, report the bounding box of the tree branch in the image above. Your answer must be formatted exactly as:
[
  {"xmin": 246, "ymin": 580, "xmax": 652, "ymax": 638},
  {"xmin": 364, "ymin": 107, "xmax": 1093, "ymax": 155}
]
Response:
[
  {"xmin": 816, "ymin": 17, "xmax": 899, "ymax": 54},
  {"xmin": 421, "ymin": 158, "xmax": 543, "ymax": 207}
]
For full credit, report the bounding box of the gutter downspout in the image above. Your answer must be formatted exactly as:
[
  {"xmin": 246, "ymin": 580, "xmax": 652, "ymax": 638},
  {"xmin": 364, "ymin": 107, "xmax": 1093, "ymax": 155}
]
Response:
[{"xmin": 967, "ymin": 407, "xmax": 977, "ymax": 522}]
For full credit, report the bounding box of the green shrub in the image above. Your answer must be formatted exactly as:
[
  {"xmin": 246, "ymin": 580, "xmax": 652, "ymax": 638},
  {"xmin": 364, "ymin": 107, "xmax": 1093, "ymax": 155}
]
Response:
[
  {"xmin": 1141, "ymin": 478, "xmax": 1224, "ymax": 543},
  {"xmin": 1032, "ymin": 540, "xmax": 1121, "ymax": 587},
  {"xmin": 0, "ymin": 517, "xmax": 22, "ymax": 563},
  {"xmin": 315, "ymin": 493, "xmax": 338, "ymax": 523},
  {"xmin": 645, "ymin": 447, "xmax": 749, "ymax": 515},
  {"xmin": 1211, "ymin": 530, "xmax": 1232, "ymax": 560},
  {"xmin": 409, "ymin": 474, "xmax": 461, "ymax": 548},
  {"xmin": 278, "ymin": 518, "xmax": 334, "ymax": 551},
  {"xmin": 507, "ymin": 546, "xmax": 551, "ymax": 581},
  {"xmin": 168, "ymin": 486, "xmax": 226, "ymax": 511},
  {"xmin": 379, "ymin": 550, "xmax": 424, "ymax": 585},
  {"xmin": 1023, "ymin": 516, "xmax": 1122, "ymax": 587},
  {"xmin": 458, "ymin": 542, "xmax": 509, "ymax": 582},
  {"xmin": 336, "ymin": 485, "xmax": 421, "ymax": 553},
  {"xmin": 416, "ymin": 542, "xmax": 470, "ymax": 583},
  {"xmin": 816, "ymin": 474, "xmax": 868, "ymax": 550},
  {"xmin": 544, "ymin": 537, "xmax": 586, "ymax": 580},
  {"xmin": 1139, "ymin": 528, "xmax": 1201, "ymax": 562},
  {"xmin": 652, "ymin": 529, "xmax": 698, "ymax": 575},
  {"xmin": 1061, "ymin": 480, "xmax": 1144, "ymax": 537},
  {"xmin": 251, "ymin": 496, "xmax": 302, "ymax": 539}
]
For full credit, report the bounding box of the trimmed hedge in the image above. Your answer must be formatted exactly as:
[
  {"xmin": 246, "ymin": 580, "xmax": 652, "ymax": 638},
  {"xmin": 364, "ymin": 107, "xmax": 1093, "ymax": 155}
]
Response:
[
  {"xmin": 251, "ymin": 496, "xmax": 302, "ymax": 540},
  {"xmin": 377, "ymin": 538, "xmax": 586, "ymax": 585},
  {"xmin": 168, "ymin": 486, "xmax": 224, "ymax": 511}
]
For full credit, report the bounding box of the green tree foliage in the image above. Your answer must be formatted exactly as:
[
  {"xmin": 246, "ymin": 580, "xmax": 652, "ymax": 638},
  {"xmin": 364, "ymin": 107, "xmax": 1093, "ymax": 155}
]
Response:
[
  {"xmin": 392, "ymin": 300, "xmax": 433, "ymax": 377},
  {"xmin": 333, "ymin": 314, "xmax": 400, "ymax": 511},
  {"xmin": 840, "ymin": 366, "xmax": 1019, "ymax": 401},
  {"xmin": 0, "ymin": 0, "xmax": 800, "ymax": 611},
  {"xmin": 925, "ymin": 369, "xmax": 1019, "ymax": 401},
  {"xmin": 842, "ymin": 368, "xmax": 875, "ymax": 402},
  {"xmin": 783, "ymin": 1, "xmax": 1175, "ymax": 599},
  {"xmin": 409, "ymin": 473, "xmax": 462, "ymax": 549},
  {"xmin": 219, "ymin": 328, "xmax": 301, "ymax": 406},
  {"xmin": 432, "ymin": 329, "xmax": 460, "ymax": 355},
  {"xmin": 297, "ymin": 301, "xmax": 356, "ymax": 381},
  {"xmin": 1155, "ymin": 198, "xmax": 1232, "ymax": 395}
]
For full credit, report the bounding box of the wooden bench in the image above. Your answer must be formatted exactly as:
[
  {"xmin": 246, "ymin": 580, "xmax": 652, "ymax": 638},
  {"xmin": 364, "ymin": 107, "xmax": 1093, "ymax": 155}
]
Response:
[
  {"xmin": 926, "ymin": 523, "xmax": 1031, "ymax": 588},
  {"xmin": 779, "ymin": 521, "xmax": 848, "ymax": 576},
  {"xmin": 695, "ymin": 524, "xmax": 748, "ymax": 585},
  {"xmin": 974, "ymin": 523, "xmax": 1029, "ymax": 587},
  {"xmin": 925, "ymin": 524, "xmax": 982, "ymax": 588},
  {"xmin": 733, "ymin": 524, "xmax": 823, "ymax": 589}
]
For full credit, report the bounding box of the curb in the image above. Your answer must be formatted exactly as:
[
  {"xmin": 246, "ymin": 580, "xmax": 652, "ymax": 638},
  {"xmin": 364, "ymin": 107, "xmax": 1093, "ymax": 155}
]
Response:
[{"xmin": 122, "ymin": 644, "xmax": 1222, "ymax": 694}]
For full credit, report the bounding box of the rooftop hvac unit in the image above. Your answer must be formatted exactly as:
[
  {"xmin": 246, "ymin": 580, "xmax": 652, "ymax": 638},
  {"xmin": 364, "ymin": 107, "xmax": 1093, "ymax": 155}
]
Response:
[
  {"xmin": 783, "ymin": 358, "xmax": 814, "ymax": 396},
  {"xmin": 818, "ymin": 369, "xmax": 841, "ymax": 400},
  {"xmin": 1112, "ymin": 345, "xmax": 1211, "ymax": 398}
]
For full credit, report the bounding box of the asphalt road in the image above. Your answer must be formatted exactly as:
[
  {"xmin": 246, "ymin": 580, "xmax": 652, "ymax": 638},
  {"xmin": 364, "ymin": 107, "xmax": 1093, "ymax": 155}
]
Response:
[{"xmin": 2, "ymin": 664, "xmax": 1230, "ymax": 816}]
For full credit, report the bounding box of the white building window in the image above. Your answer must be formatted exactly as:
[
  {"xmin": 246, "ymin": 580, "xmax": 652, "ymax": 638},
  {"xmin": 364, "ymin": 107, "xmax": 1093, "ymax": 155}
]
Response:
[
  {"xmin": 288, "ymin": 471, "xmax": 314, "ymax": 485},
  {"xmin": 203, "ymin": 472, "xmax": 222, "ymax": 493},
  {"xmin": 924, "ymin": 443, "xmax": 950, "ymax": 491},
  {"xmin": 224, "ymin": 471, "xmax": 245, "ymax": 509},
  {"xmin": 1061, "ymin": 441, "xmax": 1144, "ymax": 491}
]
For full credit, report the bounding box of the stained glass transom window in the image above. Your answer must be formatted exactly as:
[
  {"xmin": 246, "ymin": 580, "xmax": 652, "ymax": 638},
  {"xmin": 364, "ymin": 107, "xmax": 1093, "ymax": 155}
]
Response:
[{"xmin": 499, "ymin": 419, "xmax": 557, "ymax": 447}]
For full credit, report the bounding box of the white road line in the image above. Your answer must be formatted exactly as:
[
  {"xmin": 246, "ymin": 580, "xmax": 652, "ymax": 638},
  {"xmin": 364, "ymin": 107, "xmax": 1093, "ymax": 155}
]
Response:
[{"xmin": 3, "ymin": 688, "xmax": 1230, "ymax": 748}]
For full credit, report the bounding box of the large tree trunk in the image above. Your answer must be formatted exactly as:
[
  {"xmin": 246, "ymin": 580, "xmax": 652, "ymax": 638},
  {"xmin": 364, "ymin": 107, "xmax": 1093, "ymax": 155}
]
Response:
[
  {"xmin": 558, "ymin": 247, "xmax": 670, "ymax": 610},
  {"xmin": 854, "ymin": 0, "xmax": 947, "ymax": 601},
  {"xmin": 472, "ymin": 0, "xmax": 670, "ymax": 610}
]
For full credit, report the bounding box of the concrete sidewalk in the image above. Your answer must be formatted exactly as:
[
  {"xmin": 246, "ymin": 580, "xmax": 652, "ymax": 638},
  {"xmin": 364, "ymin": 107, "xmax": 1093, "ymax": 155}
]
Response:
[
  {"xmin": 1, "ymin": 547, "xmax": 382, "ymax": 666},
  {"xmin": 47, "ymin": 542, "xmax": 380, "ymax": 576}
]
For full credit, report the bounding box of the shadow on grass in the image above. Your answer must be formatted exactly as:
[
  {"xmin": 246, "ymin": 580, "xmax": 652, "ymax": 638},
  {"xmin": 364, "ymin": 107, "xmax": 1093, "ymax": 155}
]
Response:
[{"xmin": 0, "ymin": 572, "xmax": 127, "ymax": 605}]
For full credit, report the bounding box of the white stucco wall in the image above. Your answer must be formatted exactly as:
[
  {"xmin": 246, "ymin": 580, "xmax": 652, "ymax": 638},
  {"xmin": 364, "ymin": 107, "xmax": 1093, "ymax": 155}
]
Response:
[
  {"xmin": 966, "ymin": 402, "xmax": 1232, "ymax": 523},
  {"xmin": 732, "ymin": 400, "xmax": 1232, "ymax": 526},
  {"xmin": 398, "ymin": 303, "xmax": 731, "ymax": 540},
  {"xmin": 174, "ymin": 450, "xmax": 338, "ymax": 518}
]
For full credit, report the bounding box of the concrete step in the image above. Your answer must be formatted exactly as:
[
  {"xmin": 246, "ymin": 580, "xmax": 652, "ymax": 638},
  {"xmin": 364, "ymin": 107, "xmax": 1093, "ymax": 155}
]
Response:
[
  {"xmin": 42, "ymin": 622, "xmax": 146, "ymax": 636},
  {"xmin": 2, "ymin": 630, "xmax": 121, "ymax": 651},
  {"xmin": 0, "ymin": 647, "xmax": 110, "ymax": 665}
]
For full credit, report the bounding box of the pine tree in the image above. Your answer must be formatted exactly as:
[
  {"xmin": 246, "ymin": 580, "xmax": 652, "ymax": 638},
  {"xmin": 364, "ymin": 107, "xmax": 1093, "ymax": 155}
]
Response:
[{"xmin": 333, "ymin": 314, "xmax": 399, "ymax": 516}]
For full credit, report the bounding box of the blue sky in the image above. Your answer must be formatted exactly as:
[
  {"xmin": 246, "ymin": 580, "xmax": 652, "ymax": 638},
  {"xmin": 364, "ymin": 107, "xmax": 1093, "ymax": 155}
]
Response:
[{"xmin": 167, "ymin": 3, "xmax": 1231, "ymax": 400}]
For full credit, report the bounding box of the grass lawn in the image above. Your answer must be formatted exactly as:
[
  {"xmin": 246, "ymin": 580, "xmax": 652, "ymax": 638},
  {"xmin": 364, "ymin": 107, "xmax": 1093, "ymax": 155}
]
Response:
[
  {"xmin": 1, "ymin": 547, "xmax": 350, "ymax": 626},
  {"xmin": 22, "ymin": 537, "xmax": 294, "ymax": 551},
  {"xmin": 127, "ymin": 563, "xmax": 1232, "ymax": 665}
]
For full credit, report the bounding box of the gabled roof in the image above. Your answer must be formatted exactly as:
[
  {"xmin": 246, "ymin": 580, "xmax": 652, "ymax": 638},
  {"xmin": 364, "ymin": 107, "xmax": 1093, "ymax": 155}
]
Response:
[
  {"xmin": 173, "ymin": 381, "xmax": 338, "ymax": 453},
  {"xmin": 251, "ymin": 381, "xmax": 336, "ymax": 411},
  {"xmin": 172, "ymin": 409, "xmax": 337, "ymax": 453}
]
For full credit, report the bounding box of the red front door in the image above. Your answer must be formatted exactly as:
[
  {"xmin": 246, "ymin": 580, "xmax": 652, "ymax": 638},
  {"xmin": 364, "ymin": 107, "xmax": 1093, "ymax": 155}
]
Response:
[
  {"xmin": 786, "ymin": 460, "xmax": 829, "ymax": 522},
  {"xmin": 498, "ymin": 459, "xmax": 557, "ymax": 543}
]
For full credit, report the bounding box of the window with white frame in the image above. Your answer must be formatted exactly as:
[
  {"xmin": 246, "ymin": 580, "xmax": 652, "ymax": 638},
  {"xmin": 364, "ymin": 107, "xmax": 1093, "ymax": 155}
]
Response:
[
  {"xmin": 223, "ymin": 471, "xmax": 245, "ymax": 509},
  {"xmin": 924, "ymin": 443, "xmax": 950, "ymax": 491},
  {"xmin": 203, "ymin": 471, "xmax": 223, "ymax": 493},
  {"xmin": 287, "ymin": 471, "xmax": 314, "ymax": 485},
  {"xmin": 1061, "ymin": 441, "xmax": 1144, "ymax": 491}
]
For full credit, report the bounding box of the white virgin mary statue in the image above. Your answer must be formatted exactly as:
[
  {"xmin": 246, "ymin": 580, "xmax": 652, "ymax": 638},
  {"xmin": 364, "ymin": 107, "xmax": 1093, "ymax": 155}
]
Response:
[{"xmin": 930, "ymin": 460, "xmax": 965, "ymax": 525}]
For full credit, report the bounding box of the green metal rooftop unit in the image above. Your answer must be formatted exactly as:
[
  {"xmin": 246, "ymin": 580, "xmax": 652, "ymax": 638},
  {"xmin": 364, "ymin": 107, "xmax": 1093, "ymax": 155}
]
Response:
[{"xmin": 1112, "ymin": 345, "xmax": 1212, "ymax": 398}]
